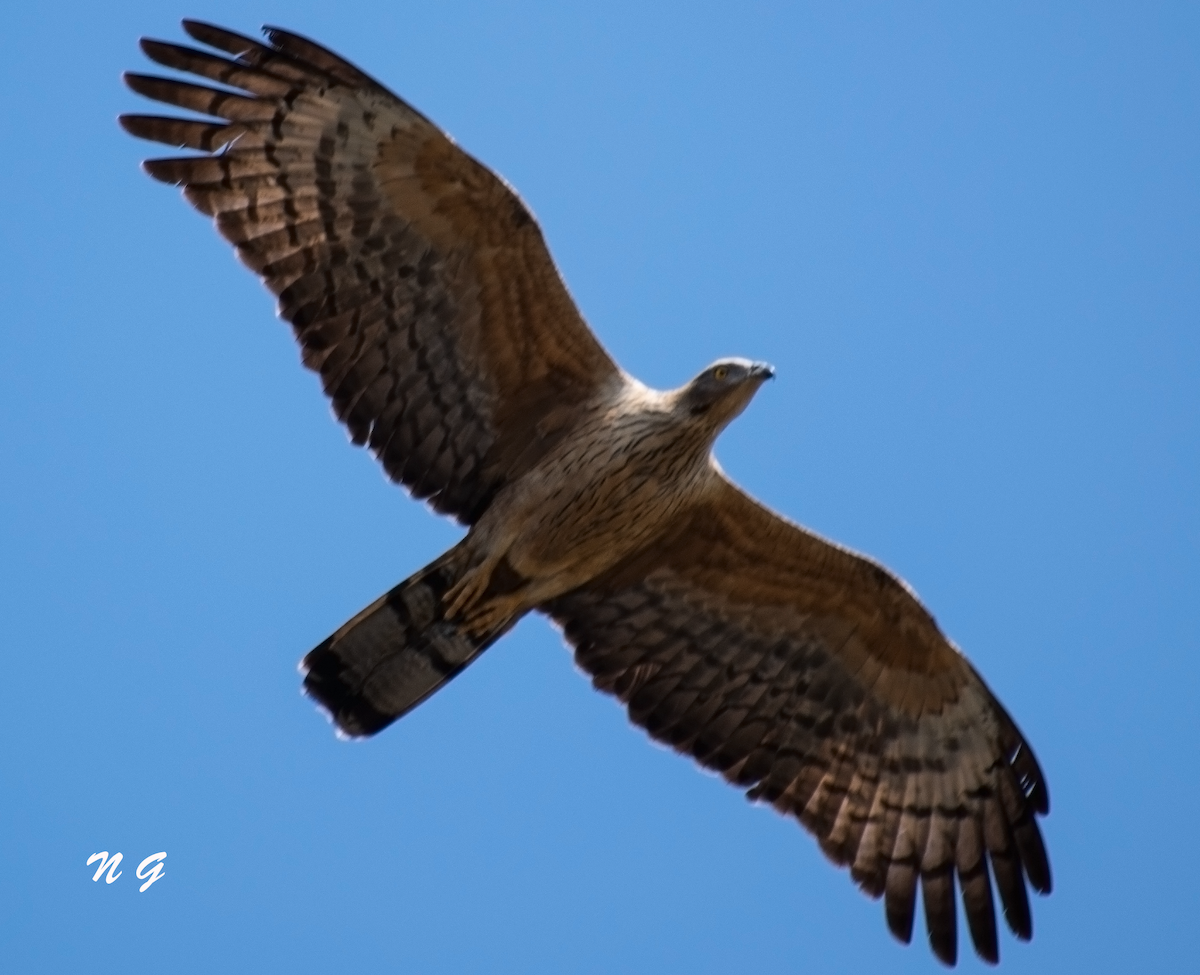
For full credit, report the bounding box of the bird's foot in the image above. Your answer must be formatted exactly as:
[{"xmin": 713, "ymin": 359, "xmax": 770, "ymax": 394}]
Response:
[
  {"xmin": 460, "ymin": 594, "xmax": 523, "ymax": 638},
  {"xmin": 443, "ymin": 560, "xmax": 495, "ymax": 621}
]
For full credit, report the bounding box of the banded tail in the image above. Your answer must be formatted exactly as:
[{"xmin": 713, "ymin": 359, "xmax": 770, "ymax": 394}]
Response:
[{"xmin": 301, "ymin": 554, "xmax": 519, "ymax": 737}]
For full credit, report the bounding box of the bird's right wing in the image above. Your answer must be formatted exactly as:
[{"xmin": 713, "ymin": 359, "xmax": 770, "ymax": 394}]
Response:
[
  {"xmin": 121, "ymin": 21, "xmax": 622, "ymax": 524},
  {"xmin": 545, "ymin": 471, "xmax": 1050, "ymax": 966}
]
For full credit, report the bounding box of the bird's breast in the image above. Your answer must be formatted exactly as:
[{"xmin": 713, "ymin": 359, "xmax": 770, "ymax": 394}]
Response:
[{"xmin": 503, "ymin": 409, "xmax": 710, "ymax": 587}]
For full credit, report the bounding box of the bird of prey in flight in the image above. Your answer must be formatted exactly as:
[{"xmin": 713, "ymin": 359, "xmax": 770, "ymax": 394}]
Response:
[{"xmin": 121, "ymin": 21, "xmax": 1050, "ymax": 967}]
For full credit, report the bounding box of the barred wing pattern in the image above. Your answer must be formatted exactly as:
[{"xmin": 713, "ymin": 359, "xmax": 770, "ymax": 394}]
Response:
[
  {"xmin": 546, "ymin": 474, "xmax": 1050, "ymax": 966},
  {"xmin": 121, "ymin": 21, "xmax": 619, "ymax": 523}
]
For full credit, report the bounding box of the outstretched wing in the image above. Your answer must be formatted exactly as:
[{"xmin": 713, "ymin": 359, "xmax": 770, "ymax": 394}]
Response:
[
  {"xmin": 121, "ymin": 21, "xmax": 621, "ymax": 523},
  {"xmin": 546, "ymin": 471, "xmax": 1050, "ymax": 967}
]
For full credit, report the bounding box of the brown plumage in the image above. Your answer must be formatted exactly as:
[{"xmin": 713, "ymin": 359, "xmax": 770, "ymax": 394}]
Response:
[{"xmin": 121, "ymin": 20, "xmax": 1051, "ymax": 967}]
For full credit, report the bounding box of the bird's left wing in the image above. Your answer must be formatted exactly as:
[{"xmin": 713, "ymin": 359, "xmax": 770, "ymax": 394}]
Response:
[
  {"xmin": 545, "ymin": 471, "xmax": 1050, "ymax": 966},
  {"xmin": 121, "ymin": 21, "xmax": 621, "ymax": 524}
]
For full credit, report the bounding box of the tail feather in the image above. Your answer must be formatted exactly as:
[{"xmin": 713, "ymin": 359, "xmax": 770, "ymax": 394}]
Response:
[{"xmin": 301, "ymin": 556, "xmax": 517, "ymax": 737}]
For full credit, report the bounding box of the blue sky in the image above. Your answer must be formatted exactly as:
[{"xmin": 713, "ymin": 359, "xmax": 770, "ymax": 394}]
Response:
[{"xmin": 2, "ymin": 2, "xmax": 1197, "ymax": 972}]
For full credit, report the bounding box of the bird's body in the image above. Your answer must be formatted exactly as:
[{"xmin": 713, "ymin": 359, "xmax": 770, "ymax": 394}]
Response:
[
  {"xmin": 450, "ymin": 364, "xmax": 770, "ymax": 632},
  {"xmin": 122, "ymin": 21, "xmax": 1052, "ymax": 967}
]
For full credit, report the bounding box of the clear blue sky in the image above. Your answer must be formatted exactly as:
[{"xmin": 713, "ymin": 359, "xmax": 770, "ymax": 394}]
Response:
[{"xmin": 3, "ymin": 2, "xmax": 1197, "ymax": 972}]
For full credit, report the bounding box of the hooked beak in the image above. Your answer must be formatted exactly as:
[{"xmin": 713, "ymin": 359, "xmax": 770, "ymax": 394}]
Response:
[{"xmin": 750, "ymin": 362, "xmax": 776, "ymax": 381}]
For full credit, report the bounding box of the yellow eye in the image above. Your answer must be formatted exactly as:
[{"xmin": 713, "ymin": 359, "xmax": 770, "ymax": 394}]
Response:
[{"xmin": 713, "ymin": 366, "xmax": 729, "ymax": 381}]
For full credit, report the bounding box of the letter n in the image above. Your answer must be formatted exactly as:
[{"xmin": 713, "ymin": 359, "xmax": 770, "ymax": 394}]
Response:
[{"xmin": 87, "ymin": 851, "xmax": 123, "ymax": 884}]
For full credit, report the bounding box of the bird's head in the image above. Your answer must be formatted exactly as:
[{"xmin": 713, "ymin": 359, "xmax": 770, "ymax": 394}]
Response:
[{"xmin": 678, "ymin": 357, "xmax": 775, "ymax": 434}]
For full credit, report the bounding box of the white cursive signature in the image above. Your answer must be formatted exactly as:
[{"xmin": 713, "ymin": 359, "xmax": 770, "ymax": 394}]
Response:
[{"xmin": 87, "ymin": 851, "xmax": 166, "ymax": 892}]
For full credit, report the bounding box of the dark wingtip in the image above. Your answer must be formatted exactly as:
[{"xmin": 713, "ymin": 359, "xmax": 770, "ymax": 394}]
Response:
[
  {"xmin": 182, "ymin": 19, "xmax": 264, "ymax": 58},
  {"xmin": 182, "ymin": 18, "xmax": 234, "ymax": 41},
  {"xmin": 1004, "ymin": 886, "xmax": 1033, "ymax": 942},
  {"xmin": 929, "ymin": 934, "xmax": 958, "ymax": 968},
  {"xmin": 122, "ymin": 72, "xmax": 163, "ymax": 100},
  {"xmin": 886, "ymin": 902, "xmax": 915, "ymax": 945},
  {"xmin": 1032, "ymin": 778, "xmax": 1050, "ymax": 816},
  {"xmin": 140, "ymin": 157, "xmax": 184, "ymax": 185}
]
